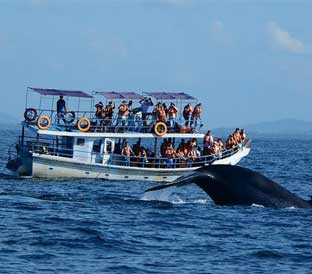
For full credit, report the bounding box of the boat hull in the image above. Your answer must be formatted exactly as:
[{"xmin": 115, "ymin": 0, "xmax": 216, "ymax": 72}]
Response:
[{"xmin": 30, "ymin": 146, "xmax": 250, "ymax": 182}]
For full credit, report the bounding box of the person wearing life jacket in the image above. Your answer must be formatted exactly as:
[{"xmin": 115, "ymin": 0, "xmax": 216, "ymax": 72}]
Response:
[
  {"xmin": 103, "ymin": 101, "xmax": 115, "ymax": 126},
  {"xmin": 157, "ymin": 104, "xmax": 167, "ymax": 122},
  {"xmin": 225, "ymin": 134, "xmax": 236, "ymax": 150},
  {"xmin": 203, "ymin": 130, "xmax": 214, "ymax": 155},
  {"xmin": 117, "ymin": 100, "xmax": 129, "ymax": 127},
  {"xmin": 175, "ymin": 147, "xmax": 186, "ymax": 168},
  {"xmin": 217, "ymin": 138, "xmax": 224, "ymax": 151},
  {"xmin": 165, "ymin": 144, "xmax": 176, "ymax": 168},
  {"xmin": 191, "ymin": 103, "xmax": 202, "ymax": 132},
  {"xmin": 187, "ymin": 147, "xmax": 197, "ymax": 167},
  {"xmin": 121, "ymin": 142, "xmax": 133, "ymax": 166},
  {"xmin": 240, "ymin": 128, "xmax": 246, "ymax": 143},
  {"xmin": 177, "ymin": 138, "xmax": 186, "ymax": 152},
  {"xmin": 183, "ymin": 103, "xmax": 193, "ymax": 127},
  {"xmin": 233, "ymin": 128, "xmax": 242, "ymax": 144},
  {"xmin": 167, "ymin": 102, "xmax": 178, "ymax": 131}
]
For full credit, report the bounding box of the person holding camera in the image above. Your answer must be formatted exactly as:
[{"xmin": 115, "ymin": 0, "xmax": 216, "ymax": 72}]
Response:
[
  {"xmin": 167, "ymin": 102, "xmax": 178, "ymax": 131},
  {"xmin": 139, "ymin": 97, "xmax": 153, "ymax": 125}
]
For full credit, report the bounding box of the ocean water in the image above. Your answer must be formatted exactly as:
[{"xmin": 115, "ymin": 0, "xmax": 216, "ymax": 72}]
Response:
[{"xmin": 0, "ymin": 129, "xmax": 312, "ymax": 274}]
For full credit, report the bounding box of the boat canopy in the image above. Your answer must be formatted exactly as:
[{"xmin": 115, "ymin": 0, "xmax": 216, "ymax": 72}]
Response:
[
  {"xmin": 28, "ymin": 87, "xmax": 93, "ymax": 98},
  {"xmin": 144, "ymin": 92, "xmax": 196, "ymax": 100},
  {"xmin": 94, "ymin": 91, "xmax": 143, "ymax": 100}
]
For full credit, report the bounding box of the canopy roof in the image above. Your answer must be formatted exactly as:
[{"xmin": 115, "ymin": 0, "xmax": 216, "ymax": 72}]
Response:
[
  {"xmin": 29, "ymin": 87, "xmax": 93, "ymax": 98},
  {"xmin": 95, "ymin": 91, "xmax": 143, "ymax": 100},
  {"xmin": 144, "ymin": 92, "xmax": 196, "ymax": 100}
]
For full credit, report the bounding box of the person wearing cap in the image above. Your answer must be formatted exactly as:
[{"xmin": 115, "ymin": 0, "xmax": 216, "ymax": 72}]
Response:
[
  {"xmin": 139, "ymin": 96, "xmax": 153, "ymax": 126},
  {"xmin": 56, "ymin": 95, "xmax": 67, "ymax": 124},
  {"xmin": 95, "ymin": 101, "xmax": 104, "ymax": 119}
]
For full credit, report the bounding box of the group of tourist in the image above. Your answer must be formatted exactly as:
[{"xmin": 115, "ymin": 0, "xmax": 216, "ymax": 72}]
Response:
[
  {"xmin": 117, "ymin": 128, "xmax": 246, "ymax": 168},
  {"xmin": 92, "ymin": 97, "xmax": 203, "ymax": 132},
  {"xmin": 150, "ymin": 101, "xmax": 202, "ymax": 131}
]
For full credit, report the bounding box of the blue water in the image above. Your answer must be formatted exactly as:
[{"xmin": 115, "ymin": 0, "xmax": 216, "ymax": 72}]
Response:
[{"xmin": 1, "ymin": 129, "xmax": 312, "ymax": 274}]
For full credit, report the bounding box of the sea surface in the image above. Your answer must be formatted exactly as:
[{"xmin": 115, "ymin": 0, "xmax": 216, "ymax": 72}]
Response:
[{"xmin": 0, "ymin": 129, "xmax": 312, "ymax": 274}]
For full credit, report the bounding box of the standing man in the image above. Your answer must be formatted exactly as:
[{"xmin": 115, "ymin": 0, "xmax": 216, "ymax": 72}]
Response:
[
  {"xmin": 57, "ymin": 95, "xmax": 67, "ymax": 124},
  {"xmin": 139, "ymin": 97, "xmax": 153, "ymax": 126}
]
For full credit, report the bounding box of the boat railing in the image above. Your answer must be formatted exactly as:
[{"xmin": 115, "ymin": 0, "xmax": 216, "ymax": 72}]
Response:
[
  {"xmin": 23, "ymin": 140, "xmax": 243, "ymax": 169},
  {"xmin": 23, "ymin": 107, "xmax": 203, "ymax": 134}
]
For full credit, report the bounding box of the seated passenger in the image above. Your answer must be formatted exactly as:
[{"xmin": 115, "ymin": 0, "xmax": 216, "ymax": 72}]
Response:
[
  {"xmin": 233, "ymin": 128, "xmax": 242, "ymax": 144},
  {"xmin": 217, "ymin": 138, "xmax": 224, "ymax": 151},
  {"xmin": 165, "ymin": 144, "xmax": 176, "ymax": 168},
  {"xmin": 240, "ymin": 129, "xmax": 246, "ymax": 143},
  {"xmin": 190, "ymin": 138, "xmax": 197, "ymax": 149},
  {"xmin": 167, "ymin": 103, "xmax": 178, "ymax": 131},
  {"xmin": 225, "ymin": 134, "xmax": 237, "ymax": 150},
  {"xmin": 203, "ymin": 130, "xmax": 214, "ymax": 155},
  {"xmin": 187, "ymin": 147, "xmax": 197, "ymax": 167},
  {"xmin": 117, "ymin": 101, "xmax": 129, "ymax": 127},
  {"xmin": 177, "ymin": 138, "xmax": 186, "ymax": 152},
  {"xmin": 190, "ymin": 103, "xmax": 202, "ymax": 131},
  {"xmin": 176, "ymin": 148, "xmax": 186, "ymax": 167},
  {"xmin": 183, "ymin": 103, "xmax": 193, "ymax": 127}
]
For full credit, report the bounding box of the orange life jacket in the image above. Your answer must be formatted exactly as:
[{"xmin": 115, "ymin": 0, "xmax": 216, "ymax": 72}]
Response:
[
  {"xmin": 193, "ymin": 105, "xmax": 202, "ymax": 117},
  {"xmin": 122, "ymin": 146, "xmax": 131, "ymax": 156},
  {"xmin": 119, "ymin": 104, "xmax": 128, "ymax": 116}
]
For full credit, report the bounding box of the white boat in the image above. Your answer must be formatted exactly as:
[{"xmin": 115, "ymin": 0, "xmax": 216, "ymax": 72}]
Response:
[{"xmin": 6, "ymin": 87, "xmax": 251, "ymax": 182}]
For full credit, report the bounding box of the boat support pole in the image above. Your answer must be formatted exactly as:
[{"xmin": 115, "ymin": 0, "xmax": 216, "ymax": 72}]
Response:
[{"xmin": 21, "ymin": 126, "xmax": 25, "ymax": 146}]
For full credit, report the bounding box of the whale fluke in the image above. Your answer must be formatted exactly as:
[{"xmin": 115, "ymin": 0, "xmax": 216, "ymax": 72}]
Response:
[{"xmin": 145, "ymin": 165, "xmax": 311, "ymax": 208}]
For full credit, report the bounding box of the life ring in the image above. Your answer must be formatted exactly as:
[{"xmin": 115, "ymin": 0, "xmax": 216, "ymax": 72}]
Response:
[
  {"xmin": 154, "ymin": 121, "xmax": 167, "ymax": 137},
  {"xmin": 24, "ymin": 108, "xmax": 37, "ymax": 122},
  {"xmin": 77, "ymin": 117, "xmax": 91, "ymax": 132},
  {"xmin": 37, "ymin": 115, "xmax": 51, "ymax": 130},
  {"xmin": 64, "ymin": 111, "xmax": 76, "ymax": 124}
]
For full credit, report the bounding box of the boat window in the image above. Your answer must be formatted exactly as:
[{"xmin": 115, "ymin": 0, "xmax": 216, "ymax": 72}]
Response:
[
  {"xmin": 92, "ymin": 140, "xmax": 102, "ymax": 153},
  {"xmin": 77, "ymin": 138, "xmax": 85, "ymax": 146}
]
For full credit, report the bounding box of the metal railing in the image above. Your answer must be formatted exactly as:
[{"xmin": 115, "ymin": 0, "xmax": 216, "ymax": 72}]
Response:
[
  {"xmin": 22, "ymin": 140, "xmax": 243, "ymax": 169},
  {"xmin": 23, "ymin": 108, "xmax": 203, "ymax": 134}
]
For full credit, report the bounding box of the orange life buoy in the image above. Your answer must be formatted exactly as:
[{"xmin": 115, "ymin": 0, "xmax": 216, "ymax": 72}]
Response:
[
  {"xmin": 37, "ymin": 115, "xmax": 51, "ymax": 130},
  {"xmin": 77, "ymin": 117, "xmax": 91, "ymax": 132},
  {"xmin": 154, "ymin": 121, "xmax": 167, "ymax": 137}
]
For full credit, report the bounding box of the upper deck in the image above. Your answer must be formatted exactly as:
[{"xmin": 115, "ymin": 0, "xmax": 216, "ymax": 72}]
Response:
[{"xmin": 22, "ymin": 87, "xmax": 204, "ymax": 138}]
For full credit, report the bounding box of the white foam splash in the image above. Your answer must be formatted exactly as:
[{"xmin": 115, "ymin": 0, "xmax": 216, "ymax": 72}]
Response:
[
  {"xmin": 251, "ymin": 203, "xmax": 265, "ymax": 208},
  {"xmin": 141, "ymin": 187, "xmax": 176, "ymax": 202},
  {"xmin": 141, "ymin": 187, "xmax": 208, "ymax": 204}
]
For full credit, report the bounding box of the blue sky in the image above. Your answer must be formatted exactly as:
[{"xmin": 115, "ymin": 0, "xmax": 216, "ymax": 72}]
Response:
[{"xmin": 0, "ymin": 0, "xmax": 311, "ymax": 128}]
